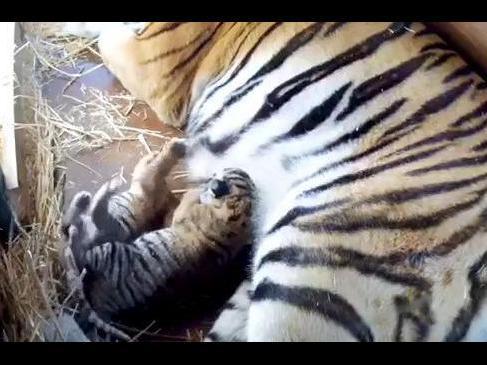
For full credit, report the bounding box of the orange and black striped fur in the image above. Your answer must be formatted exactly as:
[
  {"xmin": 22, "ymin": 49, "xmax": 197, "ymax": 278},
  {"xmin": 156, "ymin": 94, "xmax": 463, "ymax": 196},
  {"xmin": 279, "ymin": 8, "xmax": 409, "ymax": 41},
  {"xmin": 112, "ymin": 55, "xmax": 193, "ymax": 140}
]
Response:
[
  {"xmin": 63, "ymin": 22, "xmax": 487, "ymax": 341},
  {"xmin": 62, "ymin": 138, "xmax": 254, "ymax": 339}
]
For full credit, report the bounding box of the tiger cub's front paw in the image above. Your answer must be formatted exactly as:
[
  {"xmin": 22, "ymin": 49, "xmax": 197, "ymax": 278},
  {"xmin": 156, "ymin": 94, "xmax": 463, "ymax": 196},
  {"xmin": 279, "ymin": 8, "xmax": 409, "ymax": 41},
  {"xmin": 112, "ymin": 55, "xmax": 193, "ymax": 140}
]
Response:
[{"xmin": 164, "ymin": 137, "xmax": 187, "ymax": 158}]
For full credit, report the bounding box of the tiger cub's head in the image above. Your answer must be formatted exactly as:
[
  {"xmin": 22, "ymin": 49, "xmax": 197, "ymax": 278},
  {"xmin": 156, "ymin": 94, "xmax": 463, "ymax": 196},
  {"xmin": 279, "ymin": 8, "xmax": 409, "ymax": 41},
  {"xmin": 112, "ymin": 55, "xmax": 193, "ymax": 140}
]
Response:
[
  {"xmin": 174, "ymin": 168, "xmax": 255, "ymax": 246},
  {"xmin": 200, "ymin": 168, "xmax": 254, "ymax": 210},
  {"xmin": 200, "ymin": 167, "xmax": 255, "ymax": 246}
]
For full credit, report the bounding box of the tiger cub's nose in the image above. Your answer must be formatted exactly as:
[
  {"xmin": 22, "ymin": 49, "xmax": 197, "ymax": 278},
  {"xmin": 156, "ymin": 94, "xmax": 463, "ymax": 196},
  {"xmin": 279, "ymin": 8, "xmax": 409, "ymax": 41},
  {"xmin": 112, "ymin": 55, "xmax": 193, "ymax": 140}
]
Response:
[{"xmin": 210, "ymin": 179, "xmax": 230, "ymax": 198}]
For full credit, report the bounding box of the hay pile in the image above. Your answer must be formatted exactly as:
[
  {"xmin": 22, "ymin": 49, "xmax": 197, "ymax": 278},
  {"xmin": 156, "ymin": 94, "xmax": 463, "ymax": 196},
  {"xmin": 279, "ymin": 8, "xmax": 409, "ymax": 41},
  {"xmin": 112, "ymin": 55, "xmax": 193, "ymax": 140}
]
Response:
[{"xmin": 0, "ymin": 23, "xmax": 190, "ymax": 341}]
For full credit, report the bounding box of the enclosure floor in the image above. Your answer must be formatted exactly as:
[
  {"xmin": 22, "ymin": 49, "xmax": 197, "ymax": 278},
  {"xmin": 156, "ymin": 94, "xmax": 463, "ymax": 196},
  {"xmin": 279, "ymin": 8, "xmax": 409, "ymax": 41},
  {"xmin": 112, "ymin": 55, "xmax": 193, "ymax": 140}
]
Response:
[{"xmin": 41, "ymin": 60, "xmax": 185, "ymax": 205}]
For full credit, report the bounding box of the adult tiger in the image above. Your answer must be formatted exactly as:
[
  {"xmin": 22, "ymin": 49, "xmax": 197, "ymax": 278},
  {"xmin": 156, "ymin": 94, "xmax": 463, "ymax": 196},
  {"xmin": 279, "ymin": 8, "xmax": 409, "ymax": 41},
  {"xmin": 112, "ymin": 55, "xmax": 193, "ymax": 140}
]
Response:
[{"xmin": 64, "ymin": 22, "xmax": 487, "ymax": 341}]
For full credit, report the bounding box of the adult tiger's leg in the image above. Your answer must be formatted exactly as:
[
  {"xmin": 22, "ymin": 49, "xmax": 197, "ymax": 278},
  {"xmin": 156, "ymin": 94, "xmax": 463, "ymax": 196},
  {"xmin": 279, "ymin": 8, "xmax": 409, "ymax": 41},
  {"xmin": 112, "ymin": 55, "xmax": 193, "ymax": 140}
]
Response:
[
  {"xmin": 205, "ymin": 280, "xmax": 251, "ymax": 342},
  {"xmin": 96, "ymin": 22, "xmax": 222, "ymax": 127}
]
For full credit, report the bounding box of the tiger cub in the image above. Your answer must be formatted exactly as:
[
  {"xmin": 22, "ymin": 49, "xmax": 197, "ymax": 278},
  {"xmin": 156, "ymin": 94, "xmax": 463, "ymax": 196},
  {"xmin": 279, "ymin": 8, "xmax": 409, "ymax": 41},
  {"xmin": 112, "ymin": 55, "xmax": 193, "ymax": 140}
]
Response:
[{"xmin": 62, "ymin": 138, "xmax": 254, "ymax": 340}]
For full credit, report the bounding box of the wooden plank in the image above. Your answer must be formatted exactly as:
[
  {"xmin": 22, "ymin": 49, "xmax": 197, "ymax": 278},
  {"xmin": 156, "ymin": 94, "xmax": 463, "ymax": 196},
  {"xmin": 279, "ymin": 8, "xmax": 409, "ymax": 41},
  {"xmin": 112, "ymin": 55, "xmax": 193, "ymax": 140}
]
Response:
[
  {"xmin": 0, "ymin": 22, "xmax": 18, "ymax": 189},
  {"xmin": 430, "ymin": 22, "xmax": 487, "ymax": 75}
]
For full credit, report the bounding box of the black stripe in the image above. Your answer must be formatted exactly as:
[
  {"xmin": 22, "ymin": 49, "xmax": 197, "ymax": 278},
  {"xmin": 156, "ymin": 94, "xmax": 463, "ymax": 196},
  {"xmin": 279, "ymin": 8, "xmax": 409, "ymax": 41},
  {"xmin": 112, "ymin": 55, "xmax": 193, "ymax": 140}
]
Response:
[
  {"xmin": 107, "ymin": 243, "xmax": 117, "ymax": 275},
  {"xmin": 393, "ymin": 293, "xmax": 433, "ymax": 342},
  {"xmin": 385, "ymin": 208, "xmax": 487, "ymax": 264},
  {"xmin": 408, "ymin": 150, "xmax": 487, "ymax": 176},
  {"xmin": 258, "ymin": 82, "xmax": 352, "ymax": 150},
  {"xmin": 136, "ymin": 252, "xmax": 154, "ymax": 279},
  {"xmin": 136, "ymin": 22, "xmax": 186, "ymax": 40},
  {"xmin": 393, "ymin": 311, "xmax": 406, "ymax": 342},
  {"xmin": 209, "ymin": 22, "xmax": 282, "ymax": 92},
  {"xmin": 252, "ymin": 279, "xmax": 374, "ymax": 342},
  {"xmin": 322, "ymin": 22, "xmax": 347, "ymax": 37},
  {"xmin": 108, "ymin": 244, "xmax": 135, "ymax": 308},
  {"xmin": 425, "ymin": 52, "xmax": 457, "ymax": 71},
  {"xmin": 118, "ymin": 215, "xmax": 135, "ymax": 237},
  {"xmin": 188, "ymin": 23, "xmax": 262, "ymax": 131},
  {"xmin": 225, "ymin": 176, "xmax": 251, "ymax": 186},
  {"xmin": 122, "ymin": 249, "xmax": 142, "ymax": 306},
  {"xmin": 335, "ymin": 54, "xmax": 432, "ymax": 122},
  {"xmin": 163, "ymin": 61, "xmax": 200, "ymax": 102},
  {"xmin": 130, "ymin": 250, "xmax": 155, "ymax": 298},
  {"xmin": 257, "ymin": 245, "xmax": 431, "ymax": 290},
  {"xmin": 115, "ymin": 193, "xmax": 133, "ymax": 206},
  {"xmin": 206, "ymin": 332, "xmax": 222, "ymax": 341},
  {"xmin": 156, "ymin": 236, "xmax": 184, "ymax": 270},
  {"xmin": 257, "ymin": 22, "xmax": 412, "ymax": 122},
  {"xmin": 301, "ymin": 145, "xmax": 445, "ymax": 197},
  {"xmin": 477, "ymin": 82, "xmax": 487, "ymax": 90},
  {"xmin": 88, "ymin": 248, "xmax": 99, "ymax": 271},
  {"xmin": 107, "ymin": 243, "xmax": 120, "ymax": 280},
  {"xmin": 158, "ymin": 23, "xmax": 223, "ymax": 80},
  {"xmin": 362, "ymin": 172, "xmax": 487, "ymax": 206},
  {"xmin": 380, "ymin": 79, "xmax": 474, "ymax": 140},
  {"xmin": 141, "ymin": 237, "xmax": 164, "ymax": 265},
  {"xmin": 221, "ymin": 301, "xmax": 237, "ymax": 311},
  {"xmin": 190, "ymin": 22, "xmax": 294, "ymax": 136},
  {"xmin": 294, "ymin": 193, "xmax": 482, "ymax": 233},
  {"xmin": 443, "ymin": 65, "xmax": 474, "ymax": 83},
  {"xmin": 131, "ymin": 260, "xmax": 150, "ymax": 299},
  {"xmin": 204, "ymin": 23, "xmax": 412, "ymax": 155},
  {"xmin": 445, "ymin": 250, "xmax": 487, "ymax": 341},
  {"xmin": 287, "ymin": 131, "xmax": 408, "ymax": 187},
  {"xmin": 231, "ymin": 182, "xmax": 251, "ymax": 191},
  {"xmin": 472, "ymin": 139, "xmax": 487, "ymax": 152},
  {"xmin": 193, "ymin": 22, "xmax": 282, "ymax": 125},
  {"xmin": 116, "ymin": 245, "xmax": 130, "ymax": 297},
  {"xmin": 269, "ymin": 172, "xmax": 487, "ymax": 235},
  {"xmin": 268, "ymin": 199, "xmax": 351, "ymax": 235},
  {"xmin": 420, "ymin": 42, "xmax": 450, "ymax": 52},
  {"xmin": 140, "ymin": 29, "xmax": 211, "ymax": 65},
  {"xmin": 147, "ymin": 239, "xmax": 176, "ymax": 280},
  {"xmin": 392, "ymin": 118, "xmax": 487, "ymax": 156},
  {"xmin": 290, "ymin": 98, "xmax": 406, "ymax": 163},
  {"xmin": 112, "ymin": 198, "xmax": 136, "ymax": 222},
  {"xmin": 414, "ymin": 28, "xmax": 436, "ymax": 38},
  {"xmin": 223, "ymin": 168, "xmax": 251, "ymax": 180},
  {"xmin": 229, "ymin": 22, "xmax": 324, "ymax": 102},
  {"xmin": 452, "ymin": 100, "xmax": 487, "ymax": 127},
  {"xmin": 217, "ymin": 22, "xmax": 239, "ymax": 40}
]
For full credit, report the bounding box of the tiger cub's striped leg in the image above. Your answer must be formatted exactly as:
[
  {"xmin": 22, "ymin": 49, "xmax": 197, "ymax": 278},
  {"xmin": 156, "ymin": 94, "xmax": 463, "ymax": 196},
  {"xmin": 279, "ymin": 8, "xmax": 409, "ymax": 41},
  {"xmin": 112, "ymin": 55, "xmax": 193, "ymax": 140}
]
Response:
[
  {"xmin": 63, "ymin": 138, "xmax": 185, "ymax": 245},
  {"xmin": 205, "ymin": 280, "xmax": 251, "ymax": 342},
  {"xmin": 122, "ymin": 137, "xmax": 186, "ymax": 230},
  {"xmin": 63, "ymin": 227, "xmax": 131, "ymax": 341},
  {"xmin": 63, "ymin": 137, "xmax": 186, "ymax": 274}
]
